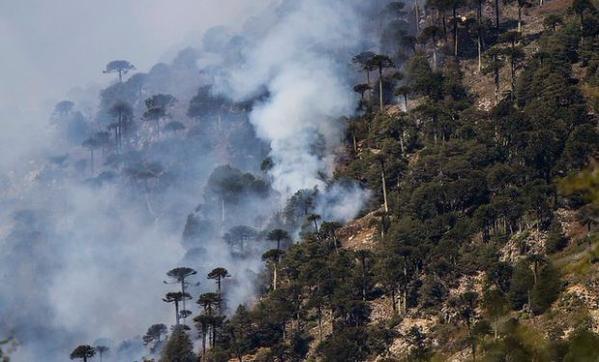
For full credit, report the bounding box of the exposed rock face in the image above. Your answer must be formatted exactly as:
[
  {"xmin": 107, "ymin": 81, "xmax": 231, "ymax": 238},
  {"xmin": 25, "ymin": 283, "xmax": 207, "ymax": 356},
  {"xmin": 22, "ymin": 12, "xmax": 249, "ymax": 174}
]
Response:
[
  {"xmin": 500, "ymin": 229, "xmax": 547, "ymax": 263},
  {"xmin": 336, "ymin": 209, "xmax": 380, "ymax": 251}
]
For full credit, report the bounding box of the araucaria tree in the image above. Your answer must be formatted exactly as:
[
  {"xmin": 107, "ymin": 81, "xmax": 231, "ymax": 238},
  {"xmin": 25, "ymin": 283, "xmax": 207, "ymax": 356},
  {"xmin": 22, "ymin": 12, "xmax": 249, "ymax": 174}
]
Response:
[
  {"xmin": 143, "ymin": 93, "xmax": 176, "ymax": 136},
  {"xmin": 369, "ymin": 54, "xmax": 394, "ymax": 112},
  {"xmin": 143, "ymin": 323, "xmax": 168, "ymax": 353},
  {"xmin": 108, "ymin": 101, "xmax": 133, "ymax": 150},
  {"xmin": 165, "ymin": 267, "xmax": 198, "ymax": 321},
  {"xmin": 94, "ymin": 345, "xmax": 109, "ymax": 362},
  {"xmin": 208, "ymin": 267, "xmax": 231, "ymax": 294},
  {"xmin": 262, "ymin": 249, "xmax": 286, "ymax": 291},
  {"xmin": 103, "ymin": 60, "xmax": 135, "ymax": 82},
  {"xmin": 163, "ymin": 291, "xmax": 192, "ymax": 326},
  {"xmin": 267, "ymin": 229, "xmax": 290, "ymax": 252},
  {"xmin": 70, "ymin": 345, "xmax": 95, "ymax": 362}
]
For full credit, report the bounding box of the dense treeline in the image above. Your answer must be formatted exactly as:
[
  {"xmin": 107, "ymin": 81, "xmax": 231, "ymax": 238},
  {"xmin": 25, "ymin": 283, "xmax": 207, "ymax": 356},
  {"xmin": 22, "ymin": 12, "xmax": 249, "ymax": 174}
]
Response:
[
  {"xmin": 61, "ymin": 0, "xmax": 599, "ymax": 361},
  {"xmin": 194, "ymin": 0, "xmax": 597, "ymax": 360}
]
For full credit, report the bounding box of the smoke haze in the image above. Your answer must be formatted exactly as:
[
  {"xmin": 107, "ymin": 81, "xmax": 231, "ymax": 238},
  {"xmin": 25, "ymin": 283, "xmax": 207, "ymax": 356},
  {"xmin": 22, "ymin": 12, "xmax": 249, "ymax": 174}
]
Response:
[{"xmin": 0, "ymin": 1, "xmax": 379, "ymax": 360}]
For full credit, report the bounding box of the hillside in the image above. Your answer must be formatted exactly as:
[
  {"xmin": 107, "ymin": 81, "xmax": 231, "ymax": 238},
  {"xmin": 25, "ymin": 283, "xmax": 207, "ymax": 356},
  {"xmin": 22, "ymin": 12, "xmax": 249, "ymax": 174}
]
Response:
[
  {"xmin": 0, "ymin": 0, "xmax": 598, "ymax": 361},
  {"xmin": 203, "ymin": 0, "xmax": 599, "ymax": 360}
]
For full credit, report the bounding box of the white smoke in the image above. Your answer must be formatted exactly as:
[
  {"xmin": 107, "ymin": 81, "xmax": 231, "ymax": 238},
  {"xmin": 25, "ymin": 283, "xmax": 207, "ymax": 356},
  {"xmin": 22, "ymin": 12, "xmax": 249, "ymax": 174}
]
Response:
[
  {"xmin": 221, "ymin": 0, "xmax": 370, "ymax": 219},
  {"xmin": 0, "ymin": 0, "xmax": 380, "ymax": 361}
]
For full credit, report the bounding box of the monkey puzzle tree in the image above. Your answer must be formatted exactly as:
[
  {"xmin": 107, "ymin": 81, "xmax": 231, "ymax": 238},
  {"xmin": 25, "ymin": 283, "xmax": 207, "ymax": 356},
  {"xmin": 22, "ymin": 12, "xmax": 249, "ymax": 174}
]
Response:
[
  {"xmin": 419, "ymin": 25, "xmax": 443, "ymax": 71},
  {"xmin": 352, "ymin": 51, "xmax": 377, "ymax": 89},
  {"xmin": 571, "ymin": 0, "xmax": 596, "ymax": 33},
  {"xmin": 352, "ymin": 51, "xmax": 378, "ymax": 110},
  {"xmin": 197, "ymin": 292, "xmax": 222, "ymax": 315},
  {"xmin": 81, "ymin": 131, "xmax": 110, "ymax": 176},
  {"xmin": 368, "ymin": 54, "xmax": 395, "ymax": 112},
  {"xmin": 143, "ymin": 323, "xmax": 168, "ymax": 353},
  {"xmin": 449, "ymin": 0, "xmax": 465, "ymax": 56},
  {"xmin": 82, "ymin": 137, "xmax": 101, "ymax": 176},
  {"xmin": 307, "ymin": 213, "xmax": 321, "ymax": 233},
  {"xmin": 143, "ymin": 94, "xmax": 176, "ymax": 136},
  {"xmin": 108, "ymin": 101, "xmax": 133, "ymax": 150},
  {"xmin": 224, "ymin": 225, "xmax": 257, "ymax": 255},
  {"xmin": 194, "ymin": 314, "xmax": 211, "ymax": 358},
  {"xmin": 263, "ymin": 249, "xmax": 286, "ymax": 291},
  {"xmin": 320, "ymin": 221, "xmax": 342, "ymax": 253},
  {"xmin": 208, "ymin": 267, "xmax": 231, "ymax": 294},
  {"xmin": 163, "ymin": 292, "xmax": 191, "ymax": 326},
  {"xmin": 353, "ymin": 83, "xmax": 372, "ymax": 111},
  {"xmin": 94, "ymin": 345, "xmax": 109, "ymax": 362},
  {"xmin": 267, "ymin": 229, "xmax": 290, "ymax": 252},
  {"xmin": 372, "ymin": 152, "xmax": 389, "ymax": 213},
  {"xmin": 70, "ymin": 345, "xmax": 95, "ymax": 362},
  {"xmin": 483, "ymin": 47, "xmax": 504, "ymax": 95},
  {"xmin": 498, "ymin": 31, "xmax": 525, "ymax": 96},
  {"xmin": 54, "ymin": 100, "xmax": 75, "ymax": 116},
  {"xmin": 197, "ymin": 293, "xmax": 225, "ymax": 349},
  {"xmin": 508, "ymin": 0, "xmax": 531, "ymax": 32},
  {"xmin": 165, "ymin": 267, "xmax": 197, "ymax": 323},
  {"xmin": 355, "ymin": 250, "xmax": 374, "ymax": 301},
  {"xmin": 103, "ymin": 60, "xmax": 135, "ymax": 82},
  {"xmin": 284, "ymin": 189, "xmax": 317, "ymax": 228}
]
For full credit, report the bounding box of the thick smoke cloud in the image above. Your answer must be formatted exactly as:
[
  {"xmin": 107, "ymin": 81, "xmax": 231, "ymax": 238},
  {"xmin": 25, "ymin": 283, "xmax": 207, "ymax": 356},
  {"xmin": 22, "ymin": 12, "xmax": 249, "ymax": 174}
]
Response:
[
  {"xmin": 222, "ymin": 0, "xmax": 362, "ymax": 195},
  {"xmin": 0, "ymin": 1, "xmax": 379, "ymax": 361}
]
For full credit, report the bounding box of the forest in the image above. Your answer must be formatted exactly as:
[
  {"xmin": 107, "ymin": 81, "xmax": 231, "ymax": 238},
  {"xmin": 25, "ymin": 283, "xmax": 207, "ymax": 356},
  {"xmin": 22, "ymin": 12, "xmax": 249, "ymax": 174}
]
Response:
[{"xmin": 0, "ymin": 0, "xmax": 598, "ymax": 361}]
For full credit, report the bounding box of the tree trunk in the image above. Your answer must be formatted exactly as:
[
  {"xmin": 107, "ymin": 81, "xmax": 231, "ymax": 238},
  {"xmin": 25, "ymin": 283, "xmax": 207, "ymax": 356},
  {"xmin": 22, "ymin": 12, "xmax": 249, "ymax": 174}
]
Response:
[
  {"xmin": 433, "ymin": 47, "xmax": 438, "ymax": 71},
  {"xmin": 493, "ymin": 54, "xmax": 500, "ymax": 94},
  {"xmin": 399, "ymin": 135, "xmax": 405, "ymax": 155},
  {"xmin": 118, "ymin": 70, "xmax": 123, "ymax": 83},
  {"xmin": 90, "ymin": 149, "xmax": 94, "ymax": 176},
  {"xmin": 181, "ymin": 280, "xmax": 187, "ymax": 323},
  {"xmin": 518, "ymin": 5, "xmax": 522, "ymax": 32},
  {"xmin": 381, "ymin": 166, "xmax": 389, "ymax": 213},
  {"xmin": 442, "ymin": 13, "xmax": 447, "ymax": 36},
  {"xmin": 510, "ymin": 56, "xmax": 515, "ymax": 96},
  {"xmin": 361, "ymin": 261, "xmax": 367, "ymax": 301},
  {"xmin": 453, "ymin": 5, "xmax": 459, "ymax": 56},
  {"xmin": 273, "ymin": 263, "xmax": 278, "ymax": 291},
  {"xmin": 212, "ymin": 324, "xmax": 217, "ymax": 348},
  {"xmin": 415, "ymin": 0, "xmax": 420, "ymax": 31},
  {"xmin": 366, "ymin": 70, "xmax": 372, "ymax": 107},
  {"xmin": 477, "ymin": 33, "xmax": 482, "ymax": 72},
  {"xmin": 404, "ymin": 95, "xmax": 409, "ymax": 111},
  {"xmin": 175, "ymin": 301, "xmax": 180, "ymax": 326},
  {"xmin": 495, "ymin": 0, "xmax": 500, "ymax": 29},
  {"xmin": 221, "ymin": 198, "xmax": 226, "ymax": 225},
  {"xmin": 202, "ymin": 334, "xmax": 206, "ymax": 361},
  {"xmin": 379, "ymin": 67, "xmax": 384, "ymax": 112},
  {"xmin": 580, "ymin": 14, "xmax": 585, "ymax": 45}
]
